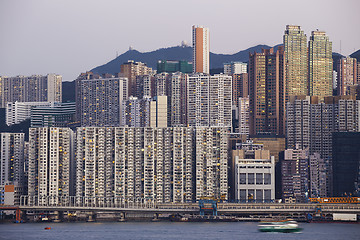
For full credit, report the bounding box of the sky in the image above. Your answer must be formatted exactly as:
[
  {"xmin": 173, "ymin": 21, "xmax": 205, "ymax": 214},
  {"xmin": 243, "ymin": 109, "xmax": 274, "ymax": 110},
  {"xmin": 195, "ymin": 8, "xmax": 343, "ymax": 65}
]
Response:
[{"xmin": 1, "ymin": 0, "xmax": 359, "ymax": 81}]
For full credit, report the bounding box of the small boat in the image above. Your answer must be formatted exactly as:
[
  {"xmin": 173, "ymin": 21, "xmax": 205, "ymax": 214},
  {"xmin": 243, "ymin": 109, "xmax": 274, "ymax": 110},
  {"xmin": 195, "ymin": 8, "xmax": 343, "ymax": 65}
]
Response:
[
  {"xmin": 258, "ymin": 220, "xmax": 302, "ymax": 233},
  {"xmin": 44, "ymin": 227, "xmax": 51, "ymax": 230}
]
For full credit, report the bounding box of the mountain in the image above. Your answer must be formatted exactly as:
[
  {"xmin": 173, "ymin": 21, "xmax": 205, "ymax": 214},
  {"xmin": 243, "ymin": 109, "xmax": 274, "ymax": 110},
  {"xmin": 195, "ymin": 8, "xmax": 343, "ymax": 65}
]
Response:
[
  {"xmin": 88, "ymin": 45, "xmax": 358, "ymax": 76},
  {"xmin": 90, "ymin": 44, "xmax": 279, "ymax": 75}
]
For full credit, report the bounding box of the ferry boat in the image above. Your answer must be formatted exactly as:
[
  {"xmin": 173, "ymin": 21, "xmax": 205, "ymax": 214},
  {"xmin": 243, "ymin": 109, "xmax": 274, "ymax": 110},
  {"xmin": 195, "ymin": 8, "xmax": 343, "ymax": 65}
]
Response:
[{"xmin": 258, "ymin": 220, "xmax": 302, "ymax": 233}]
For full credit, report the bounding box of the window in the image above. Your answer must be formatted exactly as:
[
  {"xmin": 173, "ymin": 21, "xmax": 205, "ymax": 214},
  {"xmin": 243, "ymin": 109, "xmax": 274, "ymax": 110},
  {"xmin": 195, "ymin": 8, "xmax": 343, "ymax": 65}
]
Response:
[
  {"xmin": 248, "ymin": 173, "xmax": 254, "ymax": 184},
  {"xmin": 256, "ymin": 173, "xmax": 263, "ymax": 184},
  {"xmin": 239, "ymin": 173, "xmax": 246, "ymax": 184},
  {"xmin": 264, "ymin": 173, "xmax": 271, "ymax": 185}
]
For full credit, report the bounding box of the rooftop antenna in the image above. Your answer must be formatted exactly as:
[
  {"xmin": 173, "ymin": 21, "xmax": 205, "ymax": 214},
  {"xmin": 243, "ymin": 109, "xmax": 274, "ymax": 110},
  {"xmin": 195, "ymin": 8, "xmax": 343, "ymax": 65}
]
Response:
[{"xmin": 340, "ymin": 40, "xmax": 342, "ymax": 55}]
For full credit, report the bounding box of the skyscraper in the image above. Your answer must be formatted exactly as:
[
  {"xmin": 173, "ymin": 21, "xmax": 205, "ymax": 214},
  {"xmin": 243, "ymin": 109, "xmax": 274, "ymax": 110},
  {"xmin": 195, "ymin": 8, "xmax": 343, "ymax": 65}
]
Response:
[
  {"xmin": 75, "ymin": 127, "xmax": 195, "ymax": 203},
  {"xmin": 170, "ymin": 72, "xmax": 188, "ymax": 127},
  {"xmin": 337, "ymin": 57, "xmax": 357, "ymax": 95},
  {"xmin": 192, "ymin": 25, "xmax": 209, "ymax": 74},
  {"xmin": 0, "ymin": 74, "xmax": 62, "ymax": 108},
  {"xmin": 28, "ymin": 127, "xmax": 74, "ymax": 204},
  {"xmin": 308, "ymin": 31, "xmax": 333, "ymax": 101},
  {"xmin": 120, "ymin": 60, "xmax": 155, "ymax": 97},
  {"xmin": 0, "ymin": 133, "xmax": 25, "ymax": 187},
  {"xmin": 284, "ymin": 25, "xmax": 308, "ymax": 101},
  {"xmin": 76, "ymin": 73, "xmax": 128, "ymax": 127},
  {"xmin": 187, "ymin": 73, "xmax": 232, "ymax": 127},
  {"xmin": 281, "ymin": 147, "xmax": 309, "ymax": 202},
  {"xmin": 248, "ymin": 47, "xmax": 285, "ymax": 136}
]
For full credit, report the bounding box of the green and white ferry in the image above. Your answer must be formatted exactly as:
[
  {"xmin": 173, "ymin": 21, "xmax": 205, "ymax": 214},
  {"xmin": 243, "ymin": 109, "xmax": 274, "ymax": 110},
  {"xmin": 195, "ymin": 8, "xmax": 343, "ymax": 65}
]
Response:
[{"xmin": 258, "ymin": 220, "xmax": 302, "ymax": 233}]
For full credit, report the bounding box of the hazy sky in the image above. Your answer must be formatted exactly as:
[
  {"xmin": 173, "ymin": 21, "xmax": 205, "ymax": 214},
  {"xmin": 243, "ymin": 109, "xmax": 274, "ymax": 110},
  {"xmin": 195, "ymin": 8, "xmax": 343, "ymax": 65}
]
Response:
[{"xmin": 1, "ymin": 0, "xmax": 359, "ymax": 81}]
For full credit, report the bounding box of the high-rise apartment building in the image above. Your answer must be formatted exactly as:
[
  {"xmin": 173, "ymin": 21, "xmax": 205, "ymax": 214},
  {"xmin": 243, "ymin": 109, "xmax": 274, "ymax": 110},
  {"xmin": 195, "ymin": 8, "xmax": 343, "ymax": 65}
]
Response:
[
  {"xmin": 136, "ymin": 74, "xmax": 155, "ymax": 99},
  {"xmin": 150, "ymin": 96, "xmax": 168, "ymax": 128},
  {"xmin": 192, "ymin": 25, "xmax": 209, "ymax": 74},
  {"xmin": 309, "ymin": 153, "xmax": 327, "ymax": 197},
  {"xmin": 0, "ymin": 133, "xmax": 25, "ymax": 187},
  {"xmin": 232, "ymin": 73, "xmax": 248, "ymax": 106},
  {"xmin": 187, "ymin": 73, "xmax": 232, "ymax": 127},
  {"xmin": 286, "ymin": 95, "xmax": 360, "ymax": 195},
  {"xmin": 170, "ymin": 72, "xmax": 188, "ymax": 127},
  {"xmin": 76, "ymin": 73, "xmax": 128, "ymax": 127},
  {"xmin": 28, "ymin": 128, "xmax": 74, "ymax": 204},
  {"xmin": 0, "ymin": 74, "xmax": 62, "ymax": 108},
  {"xmin": 195, "ymin": 127, "xmax": 229, "ymax": 200},
  {"xmin": 284, "ymin": 25, "xmax": 308, "ymax": 101},
  {"xmin": 308, "ymin": 31, "xmax": 333, "ymax": 101},
  {"xmin": 76, "ymin": 127, "xmax": 194, "ymax": 203},
  {"xmin": 238, "ymin": 97, "xmax": 250, "ymax": 135},
  {"xmin": 122, "ymin": 96, "xmax": 151, "ymax": 127},
  {"xmin": 224, "ymin": 62, "xmax": 247, "ymax": 75},
  {"xmin": 337, "ymin": 57, "xmax": 357, "ymax": 95},
  {"xmin": 155, "ymin": 72, "xmax": 170, "ymax": 96},
  {"xmin": 120, "ymin": 60, "xmax": 155, "ymax": 97},
  {"xmin": 281, "ymin": 147, "xmax": 309, "ymax": 202},
  {"xmin": 332, "ymin": 132, "xmax": 360, "ymax": 197},
  {"xmin": 249, "ymin": 47, "xmax": 285, "ymax": 136}
]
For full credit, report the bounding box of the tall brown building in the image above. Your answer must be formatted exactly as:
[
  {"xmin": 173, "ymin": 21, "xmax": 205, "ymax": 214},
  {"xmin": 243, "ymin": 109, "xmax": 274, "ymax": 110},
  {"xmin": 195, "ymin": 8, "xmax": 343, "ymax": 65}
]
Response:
[
  {"xmin": 249, "ymin": 47, "xmax": 285, "ymax": 136},
  {"xmin": 192, "ymin": 25, "xmax": 209, "ymax": 74},
  {"xmin": 120, "ymin": 60, "xmax": 155, "ymax": 97},
  {"xmin": 232, "ymin": 73, "xmax": 248, "ymax": 106},
  {"xmin": 337, "ymin": 57, "xmax": 357, "ymax": 95}
]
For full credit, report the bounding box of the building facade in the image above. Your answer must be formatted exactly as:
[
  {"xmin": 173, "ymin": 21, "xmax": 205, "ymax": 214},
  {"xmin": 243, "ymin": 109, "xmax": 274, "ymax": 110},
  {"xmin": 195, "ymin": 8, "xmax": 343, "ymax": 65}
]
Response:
[
  {"xmin": 233, "ymin": 141, "xmax": 275, "ymax": 202},
  {"xmin": 337, "ymin": 57, "xmax": 357, "ymax": 95},
  {"xmin": 249, "ymin": 47, "xmax": 285, "ymax": 136},
  {"xmin": 6, "ymin": 101, "xmax": 54, "ymax": 126},
  {"xmin": 281, "ymin": 147, "xmax": 309, "ymax": 202},
  {"xmin": 28, "ymin": 128, "xmax": 74, "ymax": 204},
  {"xmin": 75, "ymin": 127, "xmax": 195, "ymax": 203},
  {"xmin": 0, "ymin": 133, "xmax": 25, "ymax": 187},
  {"xmin": 187, "ymin": 73, "xmax": 232, "ymax": 127},
  {"xmin": 120, "ymin": 60, "xmax": 155, "ymax": 97},
  {"xmin": 76, "ymin": 74, "xmax": 128, "ymax": 127},
  {"xmin": 122, "ymin": 96, "xmax": 151, "ymax": 127},
  {"xmin": 170, "ymin": 72, "xmax": 188, "ymax": 127},
  {"xmin": 192, "ymin": 25, "xmax": 209, "ymax": 74},
  {"xmin": 0, "ymin": 74, "xmax": 62, "ymax": 108},
  {"xmin": 332, "ymin": 132, "xmax": 360, "ymax": 197},
  {"xmin": 157, "ymin": 60, "xmax": 192, "ymax": 74},
  {"xmin": 284, "ymin": 25, "xmax": 308, "ymax": 101},
  {"xmin": 308, "ymin": 31, "xmax": 333, "ymax": 101},
  {"xmin": 224, "ymin": 62, "xmax": 247, "ymax": 75},
  {"xmin": 30, "ymin": 102, "xmax": 76, "ymax": 128}
]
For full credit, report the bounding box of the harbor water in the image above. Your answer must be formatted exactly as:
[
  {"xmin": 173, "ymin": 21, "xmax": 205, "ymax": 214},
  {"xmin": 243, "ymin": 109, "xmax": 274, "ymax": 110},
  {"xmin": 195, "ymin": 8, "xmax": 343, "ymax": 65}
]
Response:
[{"xmin": 0, "ymin": 222, "xmax": 359, "ymax": 240}]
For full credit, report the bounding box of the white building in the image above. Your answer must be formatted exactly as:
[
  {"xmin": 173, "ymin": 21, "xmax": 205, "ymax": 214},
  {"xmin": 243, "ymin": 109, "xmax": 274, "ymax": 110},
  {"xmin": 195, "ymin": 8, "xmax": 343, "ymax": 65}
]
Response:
[
  {"xmin": 238, "ymin": 97, "xmax": 250, "ymax": 134},
  {"xmin": 224, "ymin": 62, "xmax": 247, "ymax": 75},
  {"xmin": 233, "ymin": 141, "xmax": 275, "ymax": 202},
  {"xmin": 195, "ymin": 127, "xmax": 229, "ymax": 201},
  {"xmin": 0, "ymin": 74, "xmax": 62, "ymax": 108},
  {"xmin": 122, "ymin": 96, "xmax": 151, "ymax": 127},
  {"xmin": 76, "ymin": 127, "xmax": 194, "ymax": 203},
  {"xmin": 6, "ymin": 101, "xmax": 55, "ymax": 126},
  {"xmin": 28, "ymin": 128, "xmax": 74, "ymax": 204},
  {"xmin": 187, "ymin": 73, "xmax": 232, "ymax": 127},
  {"xmin": 150, "ymin": 96, "xmax": 168, "ymax": 128}
]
